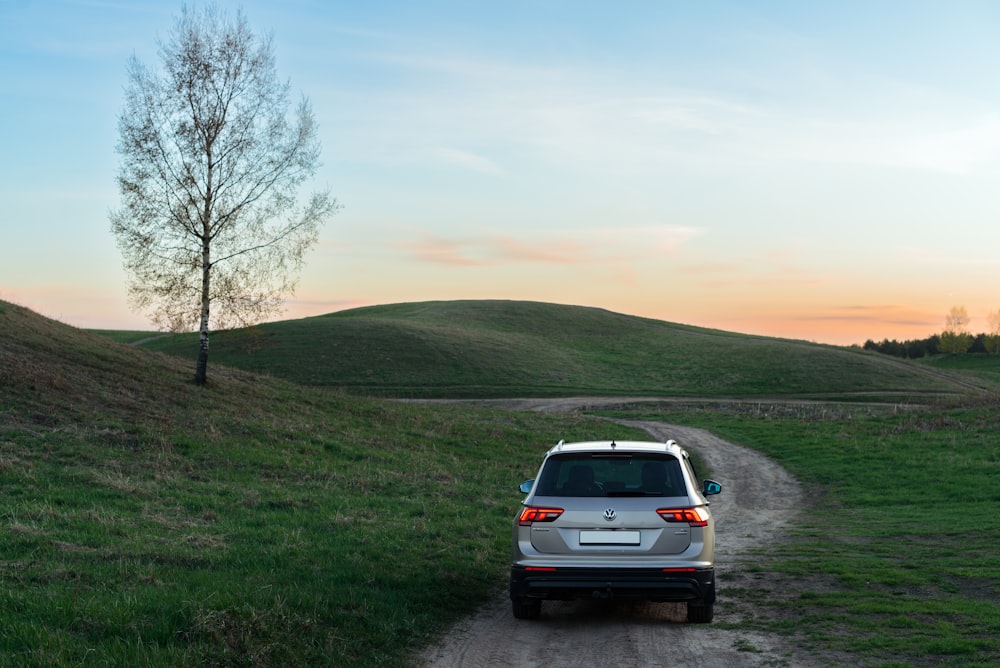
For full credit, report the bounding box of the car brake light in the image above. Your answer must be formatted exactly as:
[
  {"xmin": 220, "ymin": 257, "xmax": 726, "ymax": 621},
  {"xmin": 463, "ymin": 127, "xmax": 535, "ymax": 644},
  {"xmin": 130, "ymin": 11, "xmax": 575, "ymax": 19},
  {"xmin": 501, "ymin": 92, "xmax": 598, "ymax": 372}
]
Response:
[
  {"xmin": 656, "ymin": 507, "xmax": 709, "ymax": 527},
  {"xmin": 519, "ymin": 506, "xmax": 564, "ymax": 526}
]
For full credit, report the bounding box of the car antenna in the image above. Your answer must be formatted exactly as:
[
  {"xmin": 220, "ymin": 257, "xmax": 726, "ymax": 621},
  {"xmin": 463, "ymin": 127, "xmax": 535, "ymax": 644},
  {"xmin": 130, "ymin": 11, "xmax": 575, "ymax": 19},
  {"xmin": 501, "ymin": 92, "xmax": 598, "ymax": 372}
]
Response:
[{"xmin": 610, "ymin": 440, "xmax": 616, "ymax": 449}]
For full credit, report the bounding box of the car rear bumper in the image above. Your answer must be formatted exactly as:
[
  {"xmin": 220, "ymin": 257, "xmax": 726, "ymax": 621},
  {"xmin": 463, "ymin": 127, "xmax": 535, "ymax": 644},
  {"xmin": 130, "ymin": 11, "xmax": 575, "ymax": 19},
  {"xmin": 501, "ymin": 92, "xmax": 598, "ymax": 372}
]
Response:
[{"xmin": 509, "ymin": 565, "xmax": 715, "ymax": 604}]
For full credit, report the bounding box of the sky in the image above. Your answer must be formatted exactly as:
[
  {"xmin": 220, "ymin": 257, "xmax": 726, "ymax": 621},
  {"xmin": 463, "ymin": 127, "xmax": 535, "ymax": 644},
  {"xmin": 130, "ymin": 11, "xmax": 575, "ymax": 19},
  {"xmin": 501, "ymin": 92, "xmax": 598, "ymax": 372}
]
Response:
[{"xmin": 3, "ymin": 0, "xmax": 1000, "ymax": 346}]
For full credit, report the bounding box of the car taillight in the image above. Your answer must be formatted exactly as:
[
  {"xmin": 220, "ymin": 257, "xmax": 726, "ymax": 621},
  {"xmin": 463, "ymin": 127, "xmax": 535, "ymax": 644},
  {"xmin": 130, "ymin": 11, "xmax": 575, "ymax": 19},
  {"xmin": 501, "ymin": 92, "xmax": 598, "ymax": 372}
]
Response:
[
  {"xmin": 656, "ymin": 507, "xmax": 709, "ymax": 527},
  {"xmin": 519, "ymin": 506, "xmax": 564, "ymax": 526}
]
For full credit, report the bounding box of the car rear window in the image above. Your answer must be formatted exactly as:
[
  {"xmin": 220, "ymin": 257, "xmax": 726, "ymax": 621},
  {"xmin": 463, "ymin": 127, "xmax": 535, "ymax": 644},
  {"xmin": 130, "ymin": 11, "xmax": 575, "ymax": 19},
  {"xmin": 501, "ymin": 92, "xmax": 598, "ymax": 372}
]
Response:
[{"xmin": 534, "ymin": 453, "xmax": 686, "ymax": 497}]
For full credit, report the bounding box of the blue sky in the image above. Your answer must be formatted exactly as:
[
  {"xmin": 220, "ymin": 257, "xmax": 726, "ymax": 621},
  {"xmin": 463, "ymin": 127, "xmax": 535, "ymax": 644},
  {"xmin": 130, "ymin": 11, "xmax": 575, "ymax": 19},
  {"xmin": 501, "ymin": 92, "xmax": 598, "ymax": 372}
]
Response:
[{"xmin": 3, "ymin": 0, "xmax": 1000, "ymax": 344}]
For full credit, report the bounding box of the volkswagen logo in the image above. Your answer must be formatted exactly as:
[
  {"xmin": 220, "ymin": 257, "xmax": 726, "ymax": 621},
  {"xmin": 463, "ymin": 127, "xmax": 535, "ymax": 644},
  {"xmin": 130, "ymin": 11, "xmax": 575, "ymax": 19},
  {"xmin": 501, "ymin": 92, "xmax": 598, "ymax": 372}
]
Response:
[{"xmin": 603, "ymin": 508, "xmax": 616, "ymax": 522}]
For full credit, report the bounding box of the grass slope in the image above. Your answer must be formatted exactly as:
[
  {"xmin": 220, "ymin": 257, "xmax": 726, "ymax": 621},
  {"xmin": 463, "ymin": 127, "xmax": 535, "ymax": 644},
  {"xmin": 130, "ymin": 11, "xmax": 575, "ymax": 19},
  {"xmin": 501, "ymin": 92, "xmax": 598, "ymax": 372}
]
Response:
[
  {"xmin": 8, "ymin": 299, "xmax": 1000, "ymax": 666},
  {"xmin": 0, "ymin": 301, "xmax": 648, "ymax": 666},
  {"xmin": 139, "ymin": 300, "xmax": 985, "ymax": 400},
  {"xmin": 918, "ymin": 352, "xmax": 1000, "ymax": 386},
  {"xmin": 604, "ymin": 401, "xmax": 1000, "ymax": 666}
]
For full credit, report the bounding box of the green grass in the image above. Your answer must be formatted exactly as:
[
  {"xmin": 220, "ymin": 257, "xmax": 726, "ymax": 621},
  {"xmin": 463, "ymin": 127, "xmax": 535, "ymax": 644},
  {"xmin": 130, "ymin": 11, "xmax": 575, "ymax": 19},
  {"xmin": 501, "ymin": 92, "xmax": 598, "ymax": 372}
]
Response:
[
  {"xmin": 1, "ymin": 301, "xmax": 648, "ymax": 665},
  {"xmin": 134, "ymin": 300, "xmax": 987, "ymax": 399},
  {"xmin": 601, "ymin": 400, "xmax": 1000, "ymax": 666},
  {"xmin": 918, "ymin": 352, "xmax": 1000, "ymax": 386},
  {"xmin": 9, "ymin": 298, "xmax": 1000, "ymax": 665},
  {"xmin": 87, "ymin": 329, "xmax": 160, "ymax": 344},
  {"xmin": 3, "ymin": 405, "xmax": 629, "ymax": 666}
]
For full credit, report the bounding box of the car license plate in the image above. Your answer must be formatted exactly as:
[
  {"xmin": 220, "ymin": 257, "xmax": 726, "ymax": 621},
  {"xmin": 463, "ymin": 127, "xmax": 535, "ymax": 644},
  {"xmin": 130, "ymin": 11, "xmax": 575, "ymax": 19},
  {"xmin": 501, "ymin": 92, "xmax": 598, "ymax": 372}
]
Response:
[{"xmin": 579, "ymin": 530, "xmax": 641, "ymax": 545}]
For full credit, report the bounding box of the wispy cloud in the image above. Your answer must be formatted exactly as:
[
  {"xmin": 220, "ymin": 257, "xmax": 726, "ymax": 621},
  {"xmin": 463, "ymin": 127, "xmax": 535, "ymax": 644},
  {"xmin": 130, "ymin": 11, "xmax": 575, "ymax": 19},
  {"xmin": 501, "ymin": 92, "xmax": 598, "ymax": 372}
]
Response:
[
  {"xmin": 596, "ymin": 225, "xmax": 703, "ymax": 255},
  {"xmin": 282, "ymin": 297, "xmax": 368, "ymax": 309},
  {"xmin": 396, "ymin": 224, "xmax": 702, "ymax": 267},
  {"xmin": 397, "ymin": 233, "xmax": 493, "ymax": 267},
  {"xmin": 805, "ymin": 304, "xmax": 938, "ymax": 328},
  {"xmin": 348, "ymin": 39, "xmax": 1000, "ymax": 178},
  {"xmin": 427, "ymin": 147, "xmax": 503, "ymax": 175},
  {"xmin": 333, "ymin": 46, "xmax": 761, "ymax": 174},
  {"xmin": 489, "ymin": 236, "xmax": 585, "ymax": 263},
  {"xmin": 782, "ymin": 117, "xmax": 1000, "ymax": 174},
  {"xmin": 349, "ymin": 42, "xmax": 1000, "ymax": 189},
  {"xmin": 682, "ymin": 247, "xmax": 829, "ymax": 289},
  {"xmin": 397, "ymin": 232, "xmax": 582, "ymax": 267},
  {"xmin": 895, "ymin": 245, "xmax": 1000, "ymax": 266}
]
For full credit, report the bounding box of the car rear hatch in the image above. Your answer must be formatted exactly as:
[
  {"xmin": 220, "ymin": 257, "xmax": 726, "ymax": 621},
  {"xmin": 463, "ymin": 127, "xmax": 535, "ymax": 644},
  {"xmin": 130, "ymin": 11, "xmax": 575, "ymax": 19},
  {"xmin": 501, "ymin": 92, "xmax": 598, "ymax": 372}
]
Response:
[
  {"xmin": 525, "ymin": 496, "xmax": 694, "ymax": 555},
  {"xmin": 521, "ymin": 451, "xmax": 705, "ymax": 556}
]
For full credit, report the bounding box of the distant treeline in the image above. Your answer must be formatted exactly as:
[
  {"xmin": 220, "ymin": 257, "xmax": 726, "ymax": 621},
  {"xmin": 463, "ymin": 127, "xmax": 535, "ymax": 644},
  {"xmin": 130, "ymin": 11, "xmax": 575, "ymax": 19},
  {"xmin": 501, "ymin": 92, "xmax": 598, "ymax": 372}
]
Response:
[{"xmin": 863, "ymin": 333, "xmax": 999, "ymax": 358}]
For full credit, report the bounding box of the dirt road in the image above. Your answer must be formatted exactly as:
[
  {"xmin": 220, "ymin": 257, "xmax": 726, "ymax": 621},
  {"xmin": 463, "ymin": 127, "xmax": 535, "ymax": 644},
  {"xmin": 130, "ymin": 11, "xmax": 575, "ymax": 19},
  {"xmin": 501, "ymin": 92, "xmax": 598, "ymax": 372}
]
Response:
[{"xmin": 416, "ymin": 399, "xmax": 824, "ymax": 667}]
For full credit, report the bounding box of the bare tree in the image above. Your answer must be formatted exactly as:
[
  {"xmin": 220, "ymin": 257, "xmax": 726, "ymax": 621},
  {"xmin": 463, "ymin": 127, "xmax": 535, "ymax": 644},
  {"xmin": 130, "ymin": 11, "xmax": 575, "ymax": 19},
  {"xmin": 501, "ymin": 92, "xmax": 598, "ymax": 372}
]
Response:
[
  {"xmin": 110, "ymin": 4, "xmax": 338, "ymax": 384},
  {"xmin": 939, "ymin": 305, "xmax": 972, "ymax": 354}
]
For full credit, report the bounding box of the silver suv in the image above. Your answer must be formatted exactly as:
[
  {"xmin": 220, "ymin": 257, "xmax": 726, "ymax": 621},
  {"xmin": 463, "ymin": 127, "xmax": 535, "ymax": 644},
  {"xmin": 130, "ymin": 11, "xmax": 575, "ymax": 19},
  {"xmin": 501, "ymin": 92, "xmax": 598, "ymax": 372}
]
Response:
[{"xmin": 510, "ymin": 440, "xmax": 722, "ymax": 622}]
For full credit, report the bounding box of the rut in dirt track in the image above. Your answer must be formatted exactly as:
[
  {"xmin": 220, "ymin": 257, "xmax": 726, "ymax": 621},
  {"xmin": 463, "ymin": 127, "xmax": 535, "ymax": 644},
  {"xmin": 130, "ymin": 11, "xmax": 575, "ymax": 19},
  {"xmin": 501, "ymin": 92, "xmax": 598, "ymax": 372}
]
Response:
[{"xmin": 417, "ymin": 411, "xmax": 827, "ymax": 668}]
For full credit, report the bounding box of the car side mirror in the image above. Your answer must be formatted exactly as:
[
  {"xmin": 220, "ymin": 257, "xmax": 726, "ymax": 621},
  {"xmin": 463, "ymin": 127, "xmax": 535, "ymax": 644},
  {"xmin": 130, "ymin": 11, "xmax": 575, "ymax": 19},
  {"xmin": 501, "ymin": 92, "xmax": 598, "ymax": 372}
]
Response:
[
  {"xmin": 519, "ymin": 480, "xmax": 534, "ymax": 494},
  {"xmin": 703, "ymin": 479, "xmax": 722, "ymax": 496}
]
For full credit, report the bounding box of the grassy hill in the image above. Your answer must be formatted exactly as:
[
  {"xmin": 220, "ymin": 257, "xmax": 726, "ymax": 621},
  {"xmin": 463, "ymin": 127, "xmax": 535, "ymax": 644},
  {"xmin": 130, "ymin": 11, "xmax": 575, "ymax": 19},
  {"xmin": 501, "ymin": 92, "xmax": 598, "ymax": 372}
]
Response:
[
  {"xmin": 138, "ymin": 300, "xmax": 987, "ymax": 400},
  {"xmin": 917, "ymin": 351, "xmax": 1000, "ymax": 386},
  {"xmin": 5, "ymin": 299, "xmax": 998, "ymax": 666},
  {"xmin": 0, "ymin": 300, "xmax": 645, "ymax": 666}
]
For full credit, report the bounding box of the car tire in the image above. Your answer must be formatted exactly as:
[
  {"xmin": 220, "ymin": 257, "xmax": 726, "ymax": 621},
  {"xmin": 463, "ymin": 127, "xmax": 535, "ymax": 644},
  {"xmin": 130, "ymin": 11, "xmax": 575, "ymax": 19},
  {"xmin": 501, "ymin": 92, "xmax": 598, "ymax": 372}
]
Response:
[
  {"xmin": 512, "ymin": 598, "xmax": 541, "ymax": 620},
  {"xmin": 686, "ymin": 602, "xmax": 713, "ymax": 623}
]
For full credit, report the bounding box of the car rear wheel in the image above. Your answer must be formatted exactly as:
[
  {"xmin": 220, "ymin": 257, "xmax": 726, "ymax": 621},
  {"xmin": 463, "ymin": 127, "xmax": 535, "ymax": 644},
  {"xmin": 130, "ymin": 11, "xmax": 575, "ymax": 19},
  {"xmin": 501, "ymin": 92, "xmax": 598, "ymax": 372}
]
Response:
[
  {"xmin": 686, "ymin": 602, "xmax": 713, "ymax": 623},
  {"xmin": 512, "ymin": 598, "xmax": 541, "ymax": 620}
]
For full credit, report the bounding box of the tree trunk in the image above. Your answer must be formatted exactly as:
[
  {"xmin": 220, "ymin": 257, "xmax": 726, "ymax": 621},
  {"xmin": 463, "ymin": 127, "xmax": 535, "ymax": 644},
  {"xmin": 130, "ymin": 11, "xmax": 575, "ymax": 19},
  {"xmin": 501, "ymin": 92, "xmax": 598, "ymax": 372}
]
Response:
[
  {"xmin": 195, "ymin": 315, "xmax": 209, "ymax": 384},
  {"xmin": 195, "ymin": 241, "xmax": 211, "ymax": 385}
]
